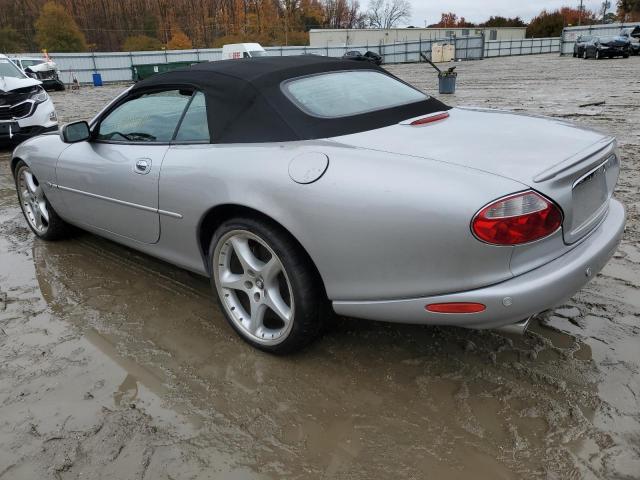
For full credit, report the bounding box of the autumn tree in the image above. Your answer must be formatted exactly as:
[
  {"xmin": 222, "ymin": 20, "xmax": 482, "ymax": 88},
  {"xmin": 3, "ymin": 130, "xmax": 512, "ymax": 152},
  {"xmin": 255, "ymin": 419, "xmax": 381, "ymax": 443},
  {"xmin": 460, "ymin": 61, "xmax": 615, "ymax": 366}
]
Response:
[
  {"xmin": 300, "ymin": 0, "xmax": 324, "ymax": 30},
  {"xmin": 123, "ymin": 35, "xmax": 163, "ymax": 51},
  {"xmin": 526, "ymin": 7, "xmax": 596, "ymax": 38},
  {"xmin": 618, "ymin": 0, "xmax": 640, "ymax": 20},
  {"xmin": 0, "ymin": 0, "xmax": 367, "ymax": 51},
  {"xmin": 35, "ymin": 2, "xmax": 87, "ymax": 52},
  {"xmin": 0, "ymin": 27, "xmax": 25, "ymax": 53},
  {"xmin": 323, "ymin": 0, "xmax": 367, "ymax": 29},
  {"xmin": 367, "ymin": 0, "xmax": 411, "ymax": 28},
  {"xmin": 481, "ymin": 16, "xmax": 526, "ymax": 27},
  {"xmin": 526, "ymin": 11, "xmax": 564, "ymax": 37},
  {"xmin": 430, "ymin": 13, "xmax": 458, "ymax": 27},
  {"xmin": 167, "ymin": 28, "xmax": 193, "ymax": 49}
]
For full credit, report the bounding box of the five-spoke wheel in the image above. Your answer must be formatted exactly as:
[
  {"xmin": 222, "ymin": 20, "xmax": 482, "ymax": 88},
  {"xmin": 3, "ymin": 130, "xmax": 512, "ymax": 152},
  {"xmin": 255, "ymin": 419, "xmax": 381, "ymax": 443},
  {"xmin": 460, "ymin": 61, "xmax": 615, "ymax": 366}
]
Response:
[
  {"xmin": 14, "ymin": 161, "xmax": 70, "ymax": 240},
  {"xmin": 214, "ymin": 230, "xmax": 295, "ymax": 345},
  {"xmin": 17, "ymin": 167, "xmax": 50, "ymax": 234},
  {"xmin": 210, "ymin": 217, "xmax": 325, "ymax": 353}
]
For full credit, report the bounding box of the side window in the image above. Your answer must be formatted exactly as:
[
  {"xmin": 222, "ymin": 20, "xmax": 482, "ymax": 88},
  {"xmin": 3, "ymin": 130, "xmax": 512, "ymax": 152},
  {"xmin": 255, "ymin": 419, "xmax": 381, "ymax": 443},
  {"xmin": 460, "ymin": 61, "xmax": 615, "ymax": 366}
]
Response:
[
  {"xmin": 97, "ymin": 90, "xmax": 191, "ymax": 143},
  {"xmin": 243, "ymin": 52, "xmax": 250, "ymax": 58},
  {"xmin": 174, "ymin": 91, "xmax": 210, "ymax": 143}
]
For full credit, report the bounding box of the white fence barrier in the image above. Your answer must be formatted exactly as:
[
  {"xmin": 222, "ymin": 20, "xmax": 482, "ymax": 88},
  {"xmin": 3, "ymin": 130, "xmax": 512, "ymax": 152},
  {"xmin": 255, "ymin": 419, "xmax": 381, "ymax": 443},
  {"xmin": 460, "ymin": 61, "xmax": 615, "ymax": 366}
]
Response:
[
  {"xmin": 485, "ymin": 37, "xmax": 561, "ymax": 57},
  {"xmin": 14, "ymin": 35, "xmax": 565, "ymax": 84}
]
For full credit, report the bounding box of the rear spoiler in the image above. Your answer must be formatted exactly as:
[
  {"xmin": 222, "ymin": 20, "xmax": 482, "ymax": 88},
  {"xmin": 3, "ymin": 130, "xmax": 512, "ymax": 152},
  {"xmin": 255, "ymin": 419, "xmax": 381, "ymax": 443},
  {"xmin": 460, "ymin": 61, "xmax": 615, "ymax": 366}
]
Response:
[{"xmin": 534, "ymin": 137, "xmax": 616, "ymax": 183}]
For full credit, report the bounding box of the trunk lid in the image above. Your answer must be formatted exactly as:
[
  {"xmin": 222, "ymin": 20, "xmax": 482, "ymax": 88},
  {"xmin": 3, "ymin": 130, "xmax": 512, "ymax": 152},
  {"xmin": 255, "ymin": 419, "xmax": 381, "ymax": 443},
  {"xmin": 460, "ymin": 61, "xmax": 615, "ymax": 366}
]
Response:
[{"xmin": 330, "ymin": 107, "xmax": 619, "ymax": 244}]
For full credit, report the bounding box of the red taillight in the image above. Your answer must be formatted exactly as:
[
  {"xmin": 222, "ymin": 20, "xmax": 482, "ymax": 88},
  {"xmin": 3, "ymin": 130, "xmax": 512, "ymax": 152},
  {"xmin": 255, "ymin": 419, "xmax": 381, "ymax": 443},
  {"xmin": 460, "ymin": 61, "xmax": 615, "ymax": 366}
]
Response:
[
  {"xmin": 472, "ymin": 191, "xmax": 562, "ymax": 245},
  {"xmin": 410, "ymin": 112, "xmax": 449, "ymax": 125},
  {"xmin": 426, "ymin": 302, "xmax": 486, "ymax": 313}
]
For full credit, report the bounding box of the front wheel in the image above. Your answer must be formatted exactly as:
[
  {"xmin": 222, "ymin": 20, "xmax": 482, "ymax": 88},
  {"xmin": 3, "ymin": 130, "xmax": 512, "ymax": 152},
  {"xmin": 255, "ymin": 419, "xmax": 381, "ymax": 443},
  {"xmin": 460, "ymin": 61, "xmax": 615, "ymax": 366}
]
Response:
[
  {"xmin": 209, "ymin": 217, "xmax": 326, "ymax": 354},
  {"xmin": 14, "ymin": 161, "xmax": 71, "ymax": 241},
  {"xmin": 595, "ymin": 49, "xmax": 601, "ymax": 60},
  {"xmin": 583, "ymin": 50, "xmax": 588, "ymax": 59}
]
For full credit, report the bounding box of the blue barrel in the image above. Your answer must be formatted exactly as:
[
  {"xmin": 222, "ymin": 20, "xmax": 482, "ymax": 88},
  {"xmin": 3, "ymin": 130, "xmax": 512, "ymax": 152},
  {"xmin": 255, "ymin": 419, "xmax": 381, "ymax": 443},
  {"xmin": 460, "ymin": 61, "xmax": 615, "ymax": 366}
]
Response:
[
  {"xmin": 438, "ymin": 73, "xmax": 457, "ymax": 94},
  {"xmin": 92, "ymin": 73, "xmax": 103, "ymax": 87}
]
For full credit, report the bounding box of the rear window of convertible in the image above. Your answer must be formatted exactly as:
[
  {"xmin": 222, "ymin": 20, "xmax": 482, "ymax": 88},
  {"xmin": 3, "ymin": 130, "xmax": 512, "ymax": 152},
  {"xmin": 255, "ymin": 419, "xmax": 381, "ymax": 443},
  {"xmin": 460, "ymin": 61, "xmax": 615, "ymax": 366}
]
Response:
[{"xmin": 282, "ymin": 70, "xmax": 428, "ymax": 118}]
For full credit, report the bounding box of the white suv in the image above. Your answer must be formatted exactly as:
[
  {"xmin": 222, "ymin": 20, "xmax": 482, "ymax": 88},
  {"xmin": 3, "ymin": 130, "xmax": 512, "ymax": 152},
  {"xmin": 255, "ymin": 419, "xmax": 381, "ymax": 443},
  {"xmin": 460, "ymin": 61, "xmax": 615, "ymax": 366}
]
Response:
[{"xmin": 0, "ymin": 54, "xmax": 58, "ymax": 144}]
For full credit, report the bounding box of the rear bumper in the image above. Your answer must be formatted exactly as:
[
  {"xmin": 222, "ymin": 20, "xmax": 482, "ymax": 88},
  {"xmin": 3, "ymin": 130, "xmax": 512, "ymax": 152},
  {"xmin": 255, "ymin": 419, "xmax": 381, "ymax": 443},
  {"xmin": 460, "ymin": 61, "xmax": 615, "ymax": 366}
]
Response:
[{"xmin": 333, "ymin": 199, "xmax": 625, "ymax": 329}]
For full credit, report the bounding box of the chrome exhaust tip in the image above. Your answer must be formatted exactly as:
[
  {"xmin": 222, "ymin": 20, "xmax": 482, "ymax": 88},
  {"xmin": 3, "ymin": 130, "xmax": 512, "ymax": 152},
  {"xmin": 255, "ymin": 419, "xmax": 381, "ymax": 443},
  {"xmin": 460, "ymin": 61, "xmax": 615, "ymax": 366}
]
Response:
[{"xmin": 494, "ymin": 316, "xmax": 532, "ymax": 335}]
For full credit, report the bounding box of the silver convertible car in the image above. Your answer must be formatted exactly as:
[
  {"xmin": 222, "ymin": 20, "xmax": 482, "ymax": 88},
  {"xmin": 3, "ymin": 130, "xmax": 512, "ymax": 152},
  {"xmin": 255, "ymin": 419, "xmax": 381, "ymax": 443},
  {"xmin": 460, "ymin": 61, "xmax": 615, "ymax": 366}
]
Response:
[{"xmin": 12, "ymin": 56, "xmax": 625, "ymax": 353}]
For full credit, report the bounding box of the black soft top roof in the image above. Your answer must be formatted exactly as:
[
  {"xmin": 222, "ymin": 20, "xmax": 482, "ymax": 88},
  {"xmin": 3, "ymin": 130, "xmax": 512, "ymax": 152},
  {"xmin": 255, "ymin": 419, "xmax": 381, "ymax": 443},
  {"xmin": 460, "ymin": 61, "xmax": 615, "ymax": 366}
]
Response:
[{"xmin": 132, "ymin": 55, "xmax": 450, "ymax": 143}]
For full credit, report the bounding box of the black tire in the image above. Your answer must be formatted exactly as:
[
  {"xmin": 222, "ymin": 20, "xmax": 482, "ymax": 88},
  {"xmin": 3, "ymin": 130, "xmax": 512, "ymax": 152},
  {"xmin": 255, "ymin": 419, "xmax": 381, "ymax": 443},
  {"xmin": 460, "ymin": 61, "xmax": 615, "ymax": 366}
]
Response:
[
  {"xmin": 208, "ymin": 216, "xmax": 326, "ymax": 354},
  {"xmin": 573, "ymin": 50, "xmax": 577, "ymax": 58},
  {"xmin": 595, "ymin": 50, "xmax": 601, "ymax": 60},
  {"xmin": 623, "ymin": 54, "xmax": 629, "ymax": 59},
  {"xmin": 583, "ymin": 49, "xmax": 588, "ymax": 59},
  {"xmin": 13, "ymin": 160, "xmax": 71, "ymax": 241}
]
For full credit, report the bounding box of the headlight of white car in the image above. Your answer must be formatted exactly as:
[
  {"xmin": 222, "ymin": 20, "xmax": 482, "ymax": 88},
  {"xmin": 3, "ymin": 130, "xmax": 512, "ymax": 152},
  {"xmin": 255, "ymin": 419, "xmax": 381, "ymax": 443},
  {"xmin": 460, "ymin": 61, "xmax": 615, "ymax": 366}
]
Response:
[{"xmin": 29, "ymin": 86, "xmax": 49, "ymax": 104}]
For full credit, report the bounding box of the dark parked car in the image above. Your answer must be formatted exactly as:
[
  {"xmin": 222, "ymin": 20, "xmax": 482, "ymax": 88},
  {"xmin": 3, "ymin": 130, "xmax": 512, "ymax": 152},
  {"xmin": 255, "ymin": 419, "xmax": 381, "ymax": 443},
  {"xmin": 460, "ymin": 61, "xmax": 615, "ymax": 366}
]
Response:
[
  {"xmin": 573, "ymin": 35, "xmax": 593, "ymax": 57},
  {"xmin": 342, "ymin": 50, "xmax": 383, "ymax": 65},
  {"xmin": 580, "ymin": 35, "xmax": 631, "ymax": 59},
  {"xmin": 620, "ymin": 27, "xmax": 640, "ymax": 55}
]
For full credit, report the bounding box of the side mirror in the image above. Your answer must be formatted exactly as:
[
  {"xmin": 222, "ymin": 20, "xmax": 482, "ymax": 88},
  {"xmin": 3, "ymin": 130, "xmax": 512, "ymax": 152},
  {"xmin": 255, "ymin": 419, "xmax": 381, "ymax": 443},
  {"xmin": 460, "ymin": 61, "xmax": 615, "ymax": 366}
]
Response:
[{"xmin": 60, "ymin": 121, "xmax": 91, "ymax": 143}]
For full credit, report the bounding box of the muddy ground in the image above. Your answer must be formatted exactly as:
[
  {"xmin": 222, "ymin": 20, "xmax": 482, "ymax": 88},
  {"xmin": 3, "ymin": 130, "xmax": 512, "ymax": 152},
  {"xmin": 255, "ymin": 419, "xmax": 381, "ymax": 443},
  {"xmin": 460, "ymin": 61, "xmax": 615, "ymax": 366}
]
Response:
[{"xmin": 0, "ymin": 54, "xmax": 638, "ymax": 479}]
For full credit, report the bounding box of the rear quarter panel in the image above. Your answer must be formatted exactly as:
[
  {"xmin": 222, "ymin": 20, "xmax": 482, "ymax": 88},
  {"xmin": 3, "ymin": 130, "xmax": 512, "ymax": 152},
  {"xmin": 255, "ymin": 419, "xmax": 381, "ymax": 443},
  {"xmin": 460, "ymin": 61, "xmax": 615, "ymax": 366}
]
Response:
[{"xmin": 159, "ymin": 142, "xmax": 527, "ymax": 301}]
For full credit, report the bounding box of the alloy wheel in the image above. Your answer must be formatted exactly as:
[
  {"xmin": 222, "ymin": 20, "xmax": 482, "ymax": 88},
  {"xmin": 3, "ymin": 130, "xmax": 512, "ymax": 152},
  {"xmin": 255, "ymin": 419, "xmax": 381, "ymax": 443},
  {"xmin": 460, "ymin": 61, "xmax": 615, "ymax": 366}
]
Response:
[
  {"xmin": 213, "ymin": 230, "xmax": 295, "ymax": 346},
  {"xmin": 17, "ymin": 167, "xmax": 49, "ymax": 235}
]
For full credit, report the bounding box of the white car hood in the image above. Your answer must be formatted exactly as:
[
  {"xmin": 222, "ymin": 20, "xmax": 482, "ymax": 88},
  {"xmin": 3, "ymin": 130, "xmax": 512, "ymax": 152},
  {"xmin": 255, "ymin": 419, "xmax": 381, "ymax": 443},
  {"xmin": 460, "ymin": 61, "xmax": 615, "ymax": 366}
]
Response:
[
  {"xmin": 0, "ymin": 76, "xmax": 41, "ymax": 93},
  {"xmin": 330, "ymin": 107, "xmax": 613, "ymax": 186},
  {"xmin": 26, "ymin": 61, "xmax": 58, "ymax": 73}
]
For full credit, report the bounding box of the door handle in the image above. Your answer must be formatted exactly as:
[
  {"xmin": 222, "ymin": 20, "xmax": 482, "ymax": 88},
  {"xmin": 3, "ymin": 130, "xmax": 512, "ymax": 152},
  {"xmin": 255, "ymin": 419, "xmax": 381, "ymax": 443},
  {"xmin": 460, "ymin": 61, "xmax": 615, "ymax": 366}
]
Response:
[{"xmin": 134, "ymin": 158, "xmax": 152, "ymax": 175}]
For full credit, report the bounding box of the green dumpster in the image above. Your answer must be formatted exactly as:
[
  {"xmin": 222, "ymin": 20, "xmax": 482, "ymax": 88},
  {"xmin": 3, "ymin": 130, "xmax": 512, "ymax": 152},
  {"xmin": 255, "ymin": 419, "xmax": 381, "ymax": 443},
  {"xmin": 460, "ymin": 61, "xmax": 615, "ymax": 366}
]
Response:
[{"xmin": 131, "ymin": 61, "xmax": 202, "ymax": 81}]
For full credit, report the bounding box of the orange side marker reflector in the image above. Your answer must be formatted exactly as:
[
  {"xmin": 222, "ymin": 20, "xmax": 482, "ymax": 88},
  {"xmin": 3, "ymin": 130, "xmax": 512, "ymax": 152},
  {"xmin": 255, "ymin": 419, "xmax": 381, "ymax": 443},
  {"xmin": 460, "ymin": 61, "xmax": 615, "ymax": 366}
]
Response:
[
  {"xmin": 426, "ymin": 302, "xmax": 486, "ymax": 314},
  {"xmin": 411, "ymin": 112, "xmax": 450, "ymax": 126}
]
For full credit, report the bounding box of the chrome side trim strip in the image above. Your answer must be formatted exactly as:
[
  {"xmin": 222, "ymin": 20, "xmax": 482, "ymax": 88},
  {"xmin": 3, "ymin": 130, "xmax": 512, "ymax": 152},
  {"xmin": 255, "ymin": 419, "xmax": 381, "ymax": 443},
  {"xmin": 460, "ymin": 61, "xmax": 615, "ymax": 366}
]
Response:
[
  {"xmin": 158, "ymin": 209, "xmax": 183, "ymax": 219},
  {"xmin": 49, "ymin": 183, "xmax": 183, "ymax": 219}
]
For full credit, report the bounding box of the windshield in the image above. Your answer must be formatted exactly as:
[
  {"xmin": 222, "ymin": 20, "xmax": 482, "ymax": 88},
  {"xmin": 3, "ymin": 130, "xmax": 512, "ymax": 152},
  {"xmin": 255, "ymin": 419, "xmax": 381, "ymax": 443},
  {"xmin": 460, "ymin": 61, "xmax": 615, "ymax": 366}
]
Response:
[
  {"xmin": 283, "ymin": 70, "xmax": 428, "ymax": 118},
  {"xmin": 249, "ymin": 51, "xmax": 267, "ymax": 57},
  {"xmin": 0, "ymin": 59, "xmax": 26, "ymax": 78}
]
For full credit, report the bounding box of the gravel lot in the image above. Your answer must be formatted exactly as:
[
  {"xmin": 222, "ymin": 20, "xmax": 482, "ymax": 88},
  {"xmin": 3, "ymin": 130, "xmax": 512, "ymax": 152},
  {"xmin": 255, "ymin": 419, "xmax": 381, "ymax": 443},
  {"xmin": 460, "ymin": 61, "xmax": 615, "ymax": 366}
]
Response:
[{"xmin": 0, "ymin": 54, "xmax": 638, "ymax": 479}]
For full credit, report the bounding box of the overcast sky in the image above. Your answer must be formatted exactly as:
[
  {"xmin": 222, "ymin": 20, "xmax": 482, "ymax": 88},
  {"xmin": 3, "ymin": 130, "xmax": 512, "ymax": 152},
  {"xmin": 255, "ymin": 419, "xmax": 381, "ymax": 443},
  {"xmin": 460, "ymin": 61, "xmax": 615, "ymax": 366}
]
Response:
[{"xmin": 406, "ymin": 1, "xmax": 605, "ymax": 26}]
